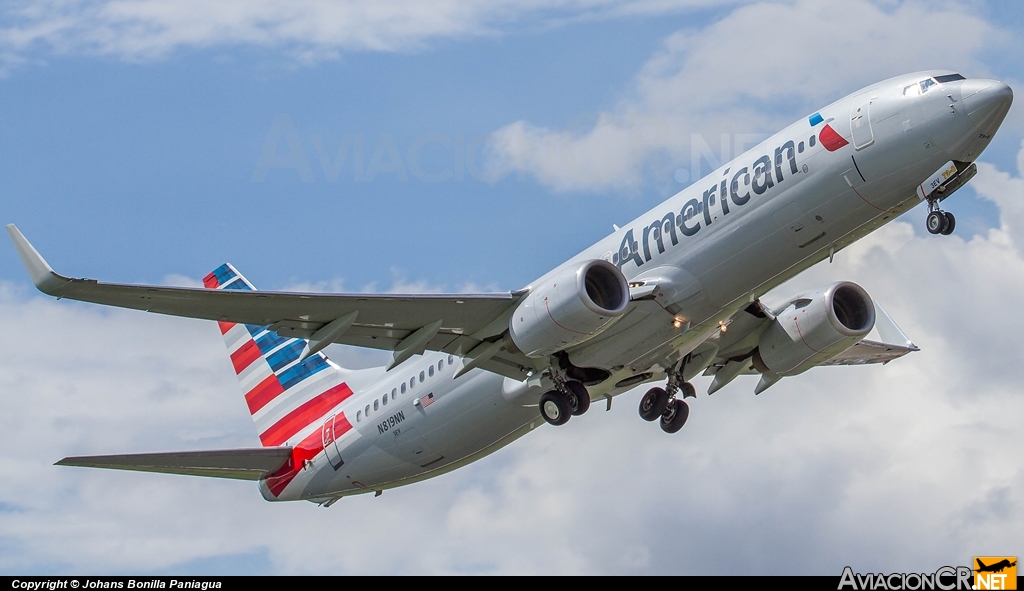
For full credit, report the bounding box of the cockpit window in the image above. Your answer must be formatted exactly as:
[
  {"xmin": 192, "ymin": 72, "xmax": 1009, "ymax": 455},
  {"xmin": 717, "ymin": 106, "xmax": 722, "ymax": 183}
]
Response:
[{"xmin": 904, "ymin": 77, "xmax": 949, "ymax": 96}]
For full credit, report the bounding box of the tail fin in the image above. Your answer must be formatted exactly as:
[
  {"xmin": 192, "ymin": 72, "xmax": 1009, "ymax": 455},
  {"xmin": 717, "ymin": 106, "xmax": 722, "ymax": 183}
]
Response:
[{"xmin": 204, "ymin": 264, "xmax": 359, "ymax": 497}]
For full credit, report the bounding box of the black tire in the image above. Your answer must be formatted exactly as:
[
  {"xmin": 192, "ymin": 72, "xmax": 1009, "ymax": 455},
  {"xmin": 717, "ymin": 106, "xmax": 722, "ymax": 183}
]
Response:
[
  {"xmin": 638, "ymin": 387, "xmax": 669, "ymax": 422},
  {"xmin": 660, "ymin": 399, "xmax": 690, "ymax": 434},
  {"xmin": 539, "ymin": 390, "xmax": 572, "ymax": 426},
  {"xmin": 941, "ymin": 211, "xmax": 956, "ymax": 235},
  {"xmin": 564, "ymin": 380, "xmax": 591, "ymax": 416},
  {"xmin": 926, "ymin": 210, "xmax": 947, "ymax": 235}
]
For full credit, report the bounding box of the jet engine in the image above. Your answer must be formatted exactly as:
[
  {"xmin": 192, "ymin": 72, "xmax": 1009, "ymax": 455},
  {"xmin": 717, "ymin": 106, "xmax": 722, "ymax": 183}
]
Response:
[
  {"xmin": 509, "ymin": 259, "xmax": 630, "ymax": 357},
  {"xmin": 753, "ymin": 281, "xmax": 875, "ymax": 378}
]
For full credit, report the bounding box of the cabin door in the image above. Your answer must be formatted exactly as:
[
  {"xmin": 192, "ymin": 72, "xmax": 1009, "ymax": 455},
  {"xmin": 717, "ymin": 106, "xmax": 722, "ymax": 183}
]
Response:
[
  {"xmin": 322, "ymin": 415, "xmax": 344, "ymax": 470},
  {"xmin": 850, "ymin": 100, "xmax": 875, "ymax": 150}
]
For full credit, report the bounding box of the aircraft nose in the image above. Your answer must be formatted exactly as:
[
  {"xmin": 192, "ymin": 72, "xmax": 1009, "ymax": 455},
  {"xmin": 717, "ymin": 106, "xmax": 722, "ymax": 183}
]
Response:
[{"xmin": 961, "ymin": 79, "xmax": 1013, "ymax": 123}]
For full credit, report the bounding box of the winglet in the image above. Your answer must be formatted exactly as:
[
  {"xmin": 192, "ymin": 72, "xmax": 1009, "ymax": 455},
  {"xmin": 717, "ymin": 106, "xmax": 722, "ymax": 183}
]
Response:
[
  {"xmin": 5, "ymin": 224, "xmax": 69, "ymax": 295},
  {"xmin": 872, "ymin": 299, "xmax": 919, "ymax": 351}
]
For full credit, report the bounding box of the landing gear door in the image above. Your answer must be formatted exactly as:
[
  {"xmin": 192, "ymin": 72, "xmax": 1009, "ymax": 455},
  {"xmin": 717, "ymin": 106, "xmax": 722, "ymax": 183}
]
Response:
[
  {"xmin": 851, "ymin": 100, "xmax": 875, "ymax": 150},
  {"xmin": 322, "ymin": 415, "xmax": 344, "ymax": 470}
]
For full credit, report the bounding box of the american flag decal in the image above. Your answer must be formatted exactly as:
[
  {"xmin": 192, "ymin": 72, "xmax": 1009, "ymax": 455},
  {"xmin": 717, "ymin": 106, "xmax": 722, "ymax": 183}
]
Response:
[{"xmin": 420, "ymin": 393, "xmax": 435, "ymax": 408}]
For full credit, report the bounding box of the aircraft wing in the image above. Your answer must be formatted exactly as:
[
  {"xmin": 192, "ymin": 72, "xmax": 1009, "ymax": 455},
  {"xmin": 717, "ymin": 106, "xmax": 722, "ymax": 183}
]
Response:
[
  {"xmin": 818, "ymin": 299, "xmax": 919, "ymax": 366},
  {"xmin": 817, "ymin": 339, "xmax": 919, "ymax": 366},
  {"xmin": 700, "ymin": 297, "xmax": 918, "ymax": 391},
  {"xmin": 55, "ymin": 448, "xmax": 294, "ymax": 481},
  {"xmin": 8, "ymin": 225, "xmax": 535, "ymax": 379}
]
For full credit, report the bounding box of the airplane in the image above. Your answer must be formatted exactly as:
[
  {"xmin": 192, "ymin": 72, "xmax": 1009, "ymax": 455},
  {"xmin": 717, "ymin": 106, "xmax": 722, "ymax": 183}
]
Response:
[
  {"xmin": 976, "ymin": 558, "xmax": 1016, "ymax": 574},
  {"xmin": 6, "ymin": 70, "xmax": 1012, "ymax": 505}
]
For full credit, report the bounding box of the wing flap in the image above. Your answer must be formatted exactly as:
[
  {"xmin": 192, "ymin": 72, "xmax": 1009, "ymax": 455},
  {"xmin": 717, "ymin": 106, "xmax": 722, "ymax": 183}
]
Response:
[{"xmin": 55, "ymin": 448, "xmax": 294, "ymax": 481}]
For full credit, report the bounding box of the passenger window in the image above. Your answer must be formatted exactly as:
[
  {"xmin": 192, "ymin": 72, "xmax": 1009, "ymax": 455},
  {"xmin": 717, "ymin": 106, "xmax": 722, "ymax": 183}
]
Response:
[
  {"xmin": 365, "ymin": 404, "xmax": 370, "ymax": 416},
  {"xmin": 438, "ymin": 360, "xmax": 444, "ymax": 370},
  {"xmin": 401, "ymin": 383, "xmax": 406, "ymax": 394},
  {"xmin": 920, "ymin": 78, "xmax": 937, "ymax": 93},
  {"xmin": 373, "ymin": 399, "xmax": 379, "ymax": 411},
  {"xmin": 798, "ymin": 141, "xmax": 804, "ymax": 153},
  {"xmin": 356, "ymin": 410, "xmax": 362, "ymax": 422},
  {"xmin": 410, "ymin": 377, "xmax": 415, "ymax": 389},
  {"xmin": 420, "ymin": 371, "xmax": 425, "ymax": 382},
  {"xmin": 428, "ymin": 366, "xmax": 434, "ymax": 377},
  {"xmin": 382, "ymin": 394, "xmax": 387, "ymax": 406},
  {"xmin": 448, "ymin": 354, "xmax": 454, "ymax": 364},
  {"xmin": 809, "ymin": 135, "xmax": 816, "ymax": 147},
  {"xmin": 391, "ymin": 388, "xmax": 397, "ymax": 400}
]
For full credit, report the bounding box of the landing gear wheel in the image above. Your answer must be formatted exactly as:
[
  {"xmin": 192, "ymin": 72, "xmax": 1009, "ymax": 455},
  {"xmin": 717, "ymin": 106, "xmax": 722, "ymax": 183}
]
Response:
[
  {"xmin": 926, "ymin": 210, "xmax": 948, "ymax": 235},
  {"xmin": 660, "ymin": 399, "xmax": 690, "ymax": 434},
  {"xmin": 941, "ymin": 211, "xmax": 956, "ymax": 235},
  {"xmin": 539, "ymin": 390, "xmax": 572, "ymax": 426},
  {"xmin": 639, "ymin": 387, "xmax": 669, "ymax": 422},
  {"xmin": 564, "ymin": 380, "xmax": 591, "ymax": 416}
]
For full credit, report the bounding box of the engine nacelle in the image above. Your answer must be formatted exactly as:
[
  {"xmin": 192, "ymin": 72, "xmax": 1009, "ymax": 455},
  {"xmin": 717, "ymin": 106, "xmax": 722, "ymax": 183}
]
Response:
[
  {"xmin": 509, "ymin": 259, "xmax": 630, "ymax": 357},
  {"xmin": 753, "ymin": 281, "xmax": 875, "ymax": 377}
]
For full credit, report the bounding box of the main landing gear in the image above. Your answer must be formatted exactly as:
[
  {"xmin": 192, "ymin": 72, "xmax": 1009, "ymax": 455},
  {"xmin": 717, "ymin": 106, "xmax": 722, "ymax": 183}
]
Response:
[
  {"xmin": 539, "ymin": 379, "xmax": 590, "ymax": 426},
  {"xmin": 925, "ymin": 200, "xmax": 955, "ymax": 236},
  {"xmin": 638, "ymin": 367, "xmax": 694, "ymax": 434}
]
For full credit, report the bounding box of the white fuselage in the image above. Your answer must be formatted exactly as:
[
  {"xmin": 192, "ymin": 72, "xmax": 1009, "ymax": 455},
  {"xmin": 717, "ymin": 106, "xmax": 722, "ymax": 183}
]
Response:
[{"xmin": 271, "ymin": 71, "xmax": 1012, "ymax": 502}]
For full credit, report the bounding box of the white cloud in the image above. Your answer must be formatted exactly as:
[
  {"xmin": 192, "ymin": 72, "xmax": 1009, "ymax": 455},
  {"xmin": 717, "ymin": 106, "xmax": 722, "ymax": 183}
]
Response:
[
  {"xmin": 972, "ymin": 139, "xmax": 1024, "ymax": 255},
  {"xmin": 2, "ymin": 144, "xmax": 1024, "ymax": 574},
  {"xmin": 0, "ymin": 0, "xmax": 736, "ymax": 74},
  {"xmin": 485, "ymin": 0, "xmax": 1010, "ymax": 192}
]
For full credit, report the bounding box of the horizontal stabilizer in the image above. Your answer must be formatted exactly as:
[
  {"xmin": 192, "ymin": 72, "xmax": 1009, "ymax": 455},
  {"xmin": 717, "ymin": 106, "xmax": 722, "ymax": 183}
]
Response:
[{"xmin": 56, "ymin": 447, "xmax": 293, "ymax": 481}]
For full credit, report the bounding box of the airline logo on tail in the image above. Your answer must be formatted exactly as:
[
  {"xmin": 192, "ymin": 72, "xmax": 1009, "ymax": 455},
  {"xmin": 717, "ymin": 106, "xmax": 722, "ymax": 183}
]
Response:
[{"xmin": 204, "ymin": 263, "xmax": 360, "ymax": 497}]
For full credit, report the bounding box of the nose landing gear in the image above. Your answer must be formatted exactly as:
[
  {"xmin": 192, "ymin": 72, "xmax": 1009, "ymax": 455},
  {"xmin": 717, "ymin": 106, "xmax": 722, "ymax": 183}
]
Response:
[
  {"xmin": 925, "ymin": 196, "xmax": 955, "ymax": 236},
  {"xmin": 918, "ymin": 160, "xmax": 975, "ymax": 236}
]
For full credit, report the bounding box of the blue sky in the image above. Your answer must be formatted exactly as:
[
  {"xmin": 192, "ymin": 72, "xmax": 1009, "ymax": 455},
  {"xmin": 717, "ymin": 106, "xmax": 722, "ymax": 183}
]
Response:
[
  {"xmin": 2, "ymin": 0, "xmax": 1023, "ymax": 575},
  {"xmin": 1, "ymin": 10, "xmax": 700, "ymax": 290}
]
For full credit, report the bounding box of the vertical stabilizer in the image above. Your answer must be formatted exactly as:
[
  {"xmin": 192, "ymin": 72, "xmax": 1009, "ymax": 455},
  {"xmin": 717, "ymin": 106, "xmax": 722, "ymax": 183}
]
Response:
[{"xmin": 204, "ymin": 263, "xmax": 360, "ymax": 497}]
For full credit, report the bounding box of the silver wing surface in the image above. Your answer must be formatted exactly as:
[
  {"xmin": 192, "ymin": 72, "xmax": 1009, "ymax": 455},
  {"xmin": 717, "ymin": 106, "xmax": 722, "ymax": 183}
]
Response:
[
  {"xmin": 817, "ymin": 339, "xmax": 919, "ymax": 366},
  {"xmin": 7, "ymin": 225, "xmax": 534, "ymax": 379},
  {"xmin": 818, "ymin": 298, "xmax": 920, "ymax": 365},
  {"xmin": 56, "ymin": 448, "xmax": 294, "ymax": 481},
  {"xmin": 701, "ymin": 298, "xmax": 919, "ymax": 389}
]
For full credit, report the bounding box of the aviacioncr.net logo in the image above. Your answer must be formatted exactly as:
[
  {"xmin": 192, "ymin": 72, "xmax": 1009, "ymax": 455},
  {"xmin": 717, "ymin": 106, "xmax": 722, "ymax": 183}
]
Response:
[
  {"xmin": 973, "ymin": 557, "xmax": 1017, "ymax": 591},
  {"xmin": 838, "ymin": 566, "xmax": 973, "ymax": 590}
]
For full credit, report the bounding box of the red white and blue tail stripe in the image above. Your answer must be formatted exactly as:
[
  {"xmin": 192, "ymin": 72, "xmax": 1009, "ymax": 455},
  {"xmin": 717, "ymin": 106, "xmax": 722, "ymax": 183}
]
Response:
[{"xmin": 203, "ymin": 263, "xmax": 359, "ymax": 498}]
